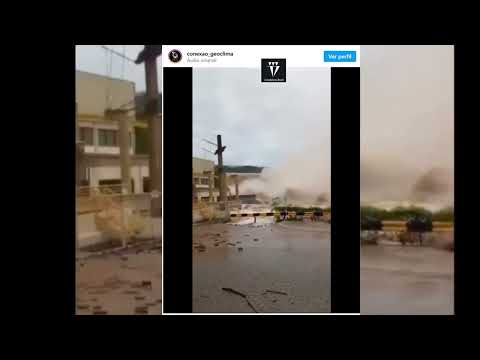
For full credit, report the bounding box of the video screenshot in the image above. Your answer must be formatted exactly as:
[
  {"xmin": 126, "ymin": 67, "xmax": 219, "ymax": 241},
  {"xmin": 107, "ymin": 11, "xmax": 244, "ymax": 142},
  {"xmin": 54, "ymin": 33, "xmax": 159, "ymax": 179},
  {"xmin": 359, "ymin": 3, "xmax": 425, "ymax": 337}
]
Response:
[{"xmin": 75, "ymin": 45, "xmax": 454, "ymax": 316}]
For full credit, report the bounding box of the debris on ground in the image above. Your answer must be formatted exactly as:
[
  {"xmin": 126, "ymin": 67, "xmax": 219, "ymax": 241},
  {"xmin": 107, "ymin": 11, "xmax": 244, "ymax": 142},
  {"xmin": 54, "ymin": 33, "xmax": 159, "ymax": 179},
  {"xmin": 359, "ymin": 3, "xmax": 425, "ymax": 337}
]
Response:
[
  {"xmin": 141, "ymin": 280, "xmax": 152, "ymax": 289},
  {"xmin": 222, "ymin": 287, "xmax": 247, "ymax": 298},
  {"xmin": 134, "ymin": 306, "xmax": 148, "ymax": 314},
  {"xmin": 246, "ymin": 298, "xmax": 259, "ymax": 313},
  {"xmin": 221, "ymin": 287, "xmax": 259, "ymax": 313},
  {"xmin": 265, "ymin": 289, "xmax": 288, "ymax": 296},
  {"xmin": 92, "ymin": 310, "xmax": 108, "ymax": 315},
  {"xmin": 124, "ymin": 290, "xmax": 139, "ymax": 295}
]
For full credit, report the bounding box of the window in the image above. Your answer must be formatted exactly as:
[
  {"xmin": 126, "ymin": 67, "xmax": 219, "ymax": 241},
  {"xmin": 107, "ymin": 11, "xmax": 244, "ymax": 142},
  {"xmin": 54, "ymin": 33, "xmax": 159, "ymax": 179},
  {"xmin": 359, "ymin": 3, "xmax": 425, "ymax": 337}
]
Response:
[
  {"xmin": 194, "ymin": 177, "xmax": 200, "ymax": 185},
  {"xmin": 135, "ymin": 127, "xmax": 148, "ymax": 155},
  {"xmin": 201, "ymin": 178, "xmax": 209, "ymax": 185},
  {"xmin": 143, "ymin": 177, "xmax": 150, "ymax": 193},
  {"xmin": 79, "ymin": 127, "xmax": 93, "ymax": 145},
  {"xmin": 98, "ymin": 129, "xmax": 118, "ymax": 147}
]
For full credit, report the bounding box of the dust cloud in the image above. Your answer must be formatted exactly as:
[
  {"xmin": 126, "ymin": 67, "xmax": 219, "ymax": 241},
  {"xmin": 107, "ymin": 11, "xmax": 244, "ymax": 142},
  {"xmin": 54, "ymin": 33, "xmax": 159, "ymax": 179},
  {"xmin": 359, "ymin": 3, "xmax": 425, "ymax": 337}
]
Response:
[
  {"xmin": 360, "ymin": 45, "xmax": 454, "ymax": 211},
  {"xmin": 235, "ymin": 139, "xmax": 331, "ymax": 206}
]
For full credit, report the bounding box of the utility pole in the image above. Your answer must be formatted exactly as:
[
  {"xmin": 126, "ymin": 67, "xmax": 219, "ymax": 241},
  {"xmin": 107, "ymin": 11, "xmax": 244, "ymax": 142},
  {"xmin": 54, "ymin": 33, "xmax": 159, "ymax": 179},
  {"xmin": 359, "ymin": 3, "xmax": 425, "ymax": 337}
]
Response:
[
  {"xmin": 135, "ymin": 45, "xmax": 162, "ymax": 218},
  {"xmin": 215, "ymin": 134, "xmax": 227, "ymax": 202},
  {"xmin": 111, "ymin": 109, "xmax": 131, "ymax": 194}
]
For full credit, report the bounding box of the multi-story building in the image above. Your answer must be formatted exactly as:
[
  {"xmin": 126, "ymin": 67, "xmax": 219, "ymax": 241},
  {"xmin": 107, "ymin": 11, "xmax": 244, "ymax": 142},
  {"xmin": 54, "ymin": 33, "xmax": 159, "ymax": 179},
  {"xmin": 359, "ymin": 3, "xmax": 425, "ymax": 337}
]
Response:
[
  {"xmin": 76, "ymin": 70, "xmax": 156, "ymax": 193},
  {"xmin": 192, "ymin": 158, "xmax": 263, "ymax": 203},
  {"xmin": 192, "ymin": 157, "xmax": 218, "ymax": 202}
]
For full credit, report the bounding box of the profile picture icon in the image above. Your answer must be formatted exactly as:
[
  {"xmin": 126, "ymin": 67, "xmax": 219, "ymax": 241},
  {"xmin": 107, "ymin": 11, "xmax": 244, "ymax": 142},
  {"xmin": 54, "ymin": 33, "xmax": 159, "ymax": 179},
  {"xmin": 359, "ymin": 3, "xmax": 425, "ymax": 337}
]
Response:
[{"xmin": 168, "ymin": 49, "xmax": 182, "ymax": 63}]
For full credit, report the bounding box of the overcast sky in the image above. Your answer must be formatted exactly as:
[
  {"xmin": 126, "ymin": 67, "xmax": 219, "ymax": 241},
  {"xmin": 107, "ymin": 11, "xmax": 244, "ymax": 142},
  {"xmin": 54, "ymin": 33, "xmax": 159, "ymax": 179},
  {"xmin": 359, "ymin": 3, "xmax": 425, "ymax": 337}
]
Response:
[
  {"xmin": 76, "ymin": 45, "xmax": 454, "ymax": 205},
  {"xmin": 360, "ymin": 45, "xmax": 454, "ymax": 206},
  {"xmin": 193, "ymin": 68, "xmax": 331, "ymax": 167},
  {"xmin": 75, "ymin": 45, "xmax": 162, "ymax": 92}
]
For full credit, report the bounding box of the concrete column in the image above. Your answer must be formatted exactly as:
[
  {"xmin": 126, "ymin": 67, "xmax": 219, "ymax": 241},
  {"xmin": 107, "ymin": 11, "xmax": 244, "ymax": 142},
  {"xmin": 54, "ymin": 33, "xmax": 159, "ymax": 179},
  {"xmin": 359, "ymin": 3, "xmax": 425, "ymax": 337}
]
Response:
[
  {"xmin": 234, "ymin": 175, "xmax": 239, "ymax": 200},
  {"xmin": 209, "ymin": 172, "xmax": 214, "ymax": 202},
  {"xmin": 109, "ymin": 109, "xmax": 131, "ymax": 248},
  {"xmin": 192, "ymin": 178, "xmax": 197, "ymax": 203},
  {"xmin": 113, "ymin": 110, "xmax": 132, "ymax": 194},
  {"xmin": 149, "ymin": 113, "xmax": 162, "ymax": 216}
]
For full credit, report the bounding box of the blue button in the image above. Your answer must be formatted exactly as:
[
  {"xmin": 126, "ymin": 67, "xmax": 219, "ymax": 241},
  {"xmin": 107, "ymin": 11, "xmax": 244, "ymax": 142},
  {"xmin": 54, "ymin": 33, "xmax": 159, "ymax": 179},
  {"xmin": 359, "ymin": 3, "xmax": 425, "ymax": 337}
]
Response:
[{"xmin": 324, "ymin": 51, "xmax": 356, "ymax": 62}]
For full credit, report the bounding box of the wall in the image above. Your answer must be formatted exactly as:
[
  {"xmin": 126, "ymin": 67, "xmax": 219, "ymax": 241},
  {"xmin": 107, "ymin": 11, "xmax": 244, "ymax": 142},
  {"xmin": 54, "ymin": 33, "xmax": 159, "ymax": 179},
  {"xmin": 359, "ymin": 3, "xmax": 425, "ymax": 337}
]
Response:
[
  {"xmin": 76, "ymin": 70, "xmax": 136, "ymax": 116},
  {"xmin": 88, "ymin": 164, "xmax": 149, "ymax": 194},
  {"xmin": 193, "ymin": 157, "xmax": 214, "ymax": 173}
]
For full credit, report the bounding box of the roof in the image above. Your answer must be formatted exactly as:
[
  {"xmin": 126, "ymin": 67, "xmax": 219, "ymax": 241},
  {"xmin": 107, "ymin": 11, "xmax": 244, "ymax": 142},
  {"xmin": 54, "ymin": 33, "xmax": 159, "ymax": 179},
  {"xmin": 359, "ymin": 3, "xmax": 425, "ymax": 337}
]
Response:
[
  {"xmin": 224, "ymin": 165, "xmax": 263, "ymax": 174},
  {"xmin": 76, "ymin": 70, "xmax": 136, "ymax": 86}
]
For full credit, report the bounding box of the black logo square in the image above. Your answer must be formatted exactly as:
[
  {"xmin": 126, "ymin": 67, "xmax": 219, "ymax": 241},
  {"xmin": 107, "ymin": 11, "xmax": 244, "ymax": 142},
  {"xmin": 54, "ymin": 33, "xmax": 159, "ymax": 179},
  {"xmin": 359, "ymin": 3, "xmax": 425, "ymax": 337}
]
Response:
[{"xmin": 261, "ymin": 59, "xmax": 286, "ymax": 82}]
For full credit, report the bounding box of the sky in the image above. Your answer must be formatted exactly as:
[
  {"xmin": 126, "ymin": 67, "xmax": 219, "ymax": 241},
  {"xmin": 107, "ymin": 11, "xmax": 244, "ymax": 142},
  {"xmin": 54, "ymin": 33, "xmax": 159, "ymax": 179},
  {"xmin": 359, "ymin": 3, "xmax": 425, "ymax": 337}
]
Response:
[
  {"xmin": 193, "ymin": 67, "xmax": 332, "ymax": 203},
  {"xmin": 75, "ymin": 45, "xmax": 454, "ymax": 207},
  {"xmin": 75, "ymin": 45, "xmax": 162, "ymax": 92},
  {"xmin": 193, "ymin": 68, "xmax": 331, "ymax": 167},
  {"xmin": 360, "ymin": 45, "xmax": 454, "ymax": 208}
]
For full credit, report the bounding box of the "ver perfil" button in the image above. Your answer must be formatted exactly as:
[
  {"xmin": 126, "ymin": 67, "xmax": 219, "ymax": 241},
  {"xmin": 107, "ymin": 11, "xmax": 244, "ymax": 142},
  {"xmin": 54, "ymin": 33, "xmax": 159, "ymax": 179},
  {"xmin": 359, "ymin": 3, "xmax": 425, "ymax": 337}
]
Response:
[{"xmin": 324, "ymin": 50, "xmax": 357, "ymax": 62}]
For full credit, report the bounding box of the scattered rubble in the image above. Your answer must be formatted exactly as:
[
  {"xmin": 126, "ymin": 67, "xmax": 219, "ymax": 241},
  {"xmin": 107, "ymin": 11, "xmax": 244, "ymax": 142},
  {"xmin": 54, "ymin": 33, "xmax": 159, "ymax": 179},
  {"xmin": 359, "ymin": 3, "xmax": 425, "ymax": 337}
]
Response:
[
  {"xmin": 222, "ymin": 287, "xmax": 247, "ymax": 298},
  {"xmin": 134, "ymin": 306, "xmax": 148, "ymax": 314},
  {"xmin": 265, "ymin": 289, "xmax": 288, "ymax": 296},
  {"xmin": 92, "ymin": 310, "xmax": 108, "ymax": 315}
]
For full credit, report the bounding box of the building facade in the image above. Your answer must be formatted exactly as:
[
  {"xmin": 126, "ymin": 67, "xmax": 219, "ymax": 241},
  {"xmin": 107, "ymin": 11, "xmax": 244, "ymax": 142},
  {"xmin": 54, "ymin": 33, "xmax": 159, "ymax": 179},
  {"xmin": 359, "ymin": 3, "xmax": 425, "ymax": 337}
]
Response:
[
  {"xmin": 192, "ymin": 157, "xmax": 219, "ymax": 202},
  {"xmin": 76, "ymin": 70, "xmax": 152, "ymax": 193}
]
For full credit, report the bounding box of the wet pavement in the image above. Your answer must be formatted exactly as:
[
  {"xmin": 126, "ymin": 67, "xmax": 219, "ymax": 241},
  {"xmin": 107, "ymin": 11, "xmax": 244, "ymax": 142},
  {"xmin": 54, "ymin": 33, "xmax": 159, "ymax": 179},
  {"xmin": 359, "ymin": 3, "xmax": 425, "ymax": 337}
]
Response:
[
  {"xmin": 76, "ymin": 240, "xmax": 162, "ymax": 315},
  {"xmin": 361, "ymin": 245, "xmax": 453, "ymax": 315},
  {"xmin": 193, "ymin": 220, "xmax": 331, "ymax": 313}
]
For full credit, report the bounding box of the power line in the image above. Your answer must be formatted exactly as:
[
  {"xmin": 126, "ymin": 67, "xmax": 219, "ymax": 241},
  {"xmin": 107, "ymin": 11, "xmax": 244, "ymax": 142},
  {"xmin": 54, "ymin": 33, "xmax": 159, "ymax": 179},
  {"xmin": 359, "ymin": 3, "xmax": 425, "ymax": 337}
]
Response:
[
  {"xmin": 202, "ymin": 138, "xmax": 217, "ymax": 147},
  {"xmin": 202, "ymin": 147, "xmax": 215, "ymax": 155},
  {"xmin": 100, "ymin": 45, "xmax": 136, "ymax": 63},
  {"xmin": 121, "ymin": 45, "xmax": 126, "ymax": 79}
]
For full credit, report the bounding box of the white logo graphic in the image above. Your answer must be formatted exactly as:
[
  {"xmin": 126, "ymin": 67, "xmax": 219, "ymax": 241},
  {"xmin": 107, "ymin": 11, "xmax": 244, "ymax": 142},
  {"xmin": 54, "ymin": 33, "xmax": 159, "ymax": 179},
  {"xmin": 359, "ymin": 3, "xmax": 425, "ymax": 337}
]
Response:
[{"xmin": 268, "ymin": 61, "xmax": 280, "ymax": 77}]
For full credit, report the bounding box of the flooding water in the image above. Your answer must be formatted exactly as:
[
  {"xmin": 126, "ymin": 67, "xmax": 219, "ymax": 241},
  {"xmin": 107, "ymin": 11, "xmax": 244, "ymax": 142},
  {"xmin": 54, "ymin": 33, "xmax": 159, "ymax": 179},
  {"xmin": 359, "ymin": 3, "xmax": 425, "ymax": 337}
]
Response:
[
  {"xmin": 361, "ymin": 245, "xmax": 453, "ymax": 315},
  {"xmin": 193, "ymin": 221, "xmax": 331, "ymax": 313}
]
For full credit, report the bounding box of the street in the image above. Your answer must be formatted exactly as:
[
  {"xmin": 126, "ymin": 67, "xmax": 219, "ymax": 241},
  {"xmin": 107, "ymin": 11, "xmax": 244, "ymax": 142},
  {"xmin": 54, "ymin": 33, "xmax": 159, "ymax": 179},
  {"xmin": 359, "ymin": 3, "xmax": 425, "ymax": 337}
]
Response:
[
  {"xmin": 361, "ymin": 244, "xmax": 453, "ymax": 315},
  {"xmin": 193, "ymin": 220, "xmax": 331, "ymax": 313},
  {"xmin": 76, "ymin": 240, "xmax": 162, "ymax": 315}
]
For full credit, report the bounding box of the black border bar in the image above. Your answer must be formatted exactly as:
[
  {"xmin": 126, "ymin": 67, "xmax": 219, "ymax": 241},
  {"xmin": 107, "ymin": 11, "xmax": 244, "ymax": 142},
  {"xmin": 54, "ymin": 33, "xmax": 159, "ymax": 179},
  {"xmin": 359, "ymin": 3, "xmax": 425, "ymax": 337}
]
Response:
[
  {"xmin": 331, "ymin": 67, "xmax": 360, "ymax": 313},
  {"xmin": 163, "ymin": 67, "xmax": 193, "ymax": 313}
]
